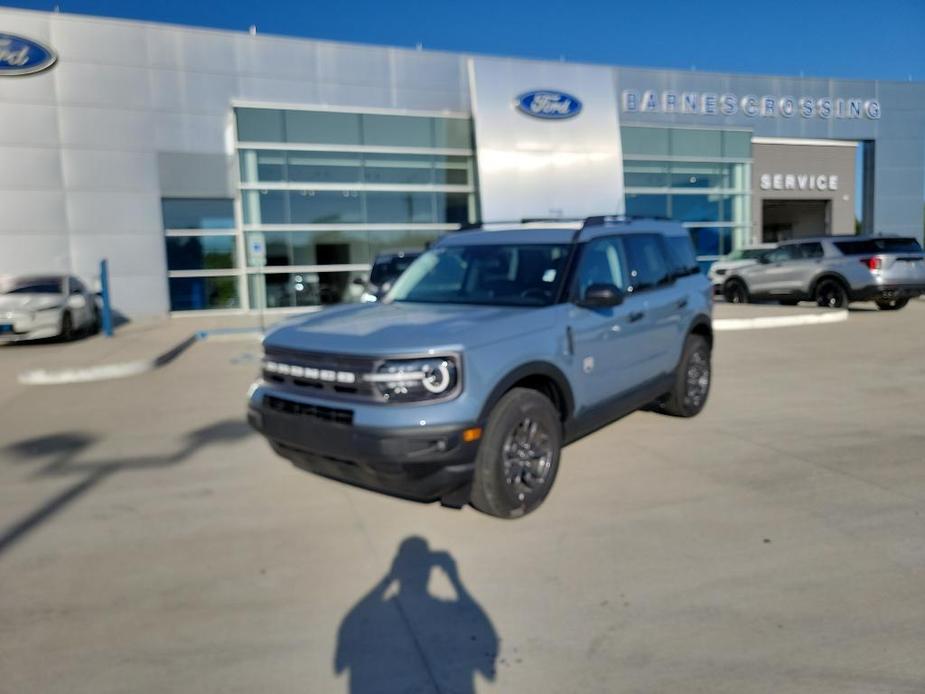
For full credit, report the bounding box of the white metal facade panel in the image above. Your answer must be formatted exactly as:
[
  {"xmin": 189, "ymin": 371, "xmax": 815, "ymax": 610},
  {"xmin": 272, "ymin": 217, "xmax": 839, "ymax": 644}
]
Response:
[{"xmin": 469, "ymin": 57, "xmax": 625, "ymax": 221}]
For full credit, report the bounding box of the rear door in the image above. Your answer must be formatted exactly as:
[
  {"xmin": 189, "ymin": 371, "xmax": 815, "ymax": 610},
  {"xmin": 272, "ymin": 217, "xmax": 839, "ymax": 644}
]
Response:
[
  {"xmin": 621, "ymin": 233, "xmax": 684, "ymax": 376},
  {"xmin": 567, "ymin": 236, "xmax": 650, "ymax": 409}
]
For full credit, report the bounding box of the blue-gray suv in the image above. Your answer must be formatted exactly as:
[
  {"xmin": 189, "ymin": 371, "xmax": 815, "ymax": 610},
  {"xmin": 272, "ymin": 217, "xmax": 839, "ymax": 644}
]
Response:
[{"xmin": 248, "ymin": 217, "xmax": 713, "ymax": 518}]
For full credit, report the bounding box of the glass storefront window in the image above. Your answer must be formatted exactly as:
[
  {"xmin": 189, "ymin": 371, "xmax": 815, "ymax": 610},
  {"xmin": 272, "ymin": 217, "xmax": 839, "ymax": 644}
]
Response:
[
  {"xmin": 434, "ymin": 192, "xmax": 474, "ymax": 224},
  {"xmin": 162, "ymin": 199, "xmax": 234, "ymax": 229},
  {"xmin": 368, "ymin": 229, "xmax": 442, "ymax": 256},
  {"xmin": 625, "ymin": 193, "xmax": 668, "ymax": 218},
  {"xmin": 246, "ymin": 230, "xmax": 371, "ymax": 267},
  {"xmin": 289, "ymin": 190, "xmax": 363, "ymax": 224},
  {"xmin": 285, "ymin": 110, "xmax": 361, "ymax": 145},
  {"xmin": 166, "ymin": 235, "xmax": 237, "ymax": 270},
  {"xmin": 243, "ymin": 190, "xmax": 287, "ymax": 225},
  {"xmin": 248, "ymin": 271, "xmax": 365, "ymax": 308},
  {"xmin": 723, "ymin": 131, "xmax": 752, "ymax": 158},
  {"xmin": 688, "ymin": 227, "xmax": 734, "ymax": 257},
  {"xmin": 433, "ymin": 118, "xmax": 473, "ymax": 149},
  {"xmin": 363, "ymin": 153, "xmax": 433, "ymax": 185},
  {"xmin": 169, "ymin": 276, "xmax": 240, "ymax": 311},
  {"xmin": 362, "ymin": 114, "xmax": 432, "ymax": 147},
  {"xmin": 288, "ymin": 151, "xmax": 361, "ymax": 183},
  {"xmin": 670, "ymin": 163, "xmax": 730, "ymax": 189},
  {"xmin": 624, "ymin": 161, "xmax": 670, "ymax": 188},
  {"xmin": 670, "ymin": 129, "xmax": 722, "ymax": 158},
  {"xmin": 236, "ymin": 108, "xmax": 283, "ymax": 142},
  {"xmin": 671, "ymin": 194, "xmax": 725, "ymax": 222},
  {"xmin": 621, "ymin": 127, "xmax": 669, "ymax": 156},
  {"xmin": 434, "ymin": 155, "xmax": 471, "ymax": 185},
  {"xmin": 365, "ymin": 191, "xmax": 435, "ymax": 223}
]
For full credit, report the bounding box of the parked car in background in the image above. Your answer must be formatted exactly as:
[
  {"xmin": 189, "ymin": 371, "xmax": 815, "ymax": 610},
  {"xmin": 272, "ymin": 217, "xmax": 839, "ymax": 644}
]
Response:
[
  {"xmin": 248, "ymin": 217, "xmax": 713, "ymax": 519},
  {"xmin": 356, "ymin": 250, "xmax": 422, "ymax": 302},
  {"xmin": 708, "ymin": 243, "xmax": 776, "ymax": 289},
  {"xmin": 721, "ymin": 236, "xmax": 925, "ymax": 309},
  {"xmin": 0, "ymin": 274, "xmax": 100, "ymax": 343}
]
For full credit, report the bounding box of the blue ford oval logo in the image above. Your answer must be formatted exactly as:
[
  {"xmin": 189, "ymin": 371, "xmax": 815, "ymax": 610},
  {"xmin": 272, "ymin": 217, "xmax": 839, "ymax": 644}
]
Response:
[
  {"xmin": 515, "ymin": 90, "xmax": 582, "ymax": 119},
  {"xmin": 0, "ymin": 33, "xmax": 57, "ymax": 76}
]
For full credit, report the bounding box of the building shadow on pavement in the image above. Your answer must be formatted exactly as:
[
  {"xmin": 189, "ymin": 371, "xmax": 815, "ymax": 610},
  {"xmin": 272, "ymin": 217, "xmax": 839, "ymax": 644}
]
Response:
[
  {"xmin": 335, "ymin": 536, "xmax": 498, "ymax": 694},
  {"xmin": 0, "ymin": 419, "xmax": 252, "ymax": 556}
]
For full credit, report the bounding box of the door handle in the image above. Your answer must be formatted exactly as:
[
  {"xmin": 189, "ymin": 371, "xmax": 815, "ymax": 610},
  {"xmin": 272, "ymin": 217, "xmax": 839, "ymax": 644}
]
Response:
[
  {"xmin": 677, "ymin": 298, "xmax": 688, "ymax": 309},
  {"xmin": 628, "ymin": 310, "xmax": 645, "ymax": 323}
]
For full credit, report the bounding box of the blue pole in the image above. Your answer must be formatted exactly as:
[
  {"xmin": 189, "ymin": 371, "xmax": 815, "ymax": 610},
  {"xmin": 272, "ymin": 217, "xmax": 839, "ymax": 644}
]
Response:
[{"xmin": 99, "ymin": 258, "xmax": 113, "ymax": 337}]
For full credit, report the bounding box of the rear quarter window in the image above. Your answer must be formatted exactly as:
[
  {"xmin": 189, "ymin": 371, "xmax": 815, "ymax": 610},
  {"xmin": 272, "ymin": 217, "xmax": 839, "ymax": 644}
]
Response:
[
  {"xmin": 834, "ymin": 238, "xmax": 923, "ymax": 255},
  {"xmin": 663, "ymin": 235, "xmax": 701, "ymax": 277}
]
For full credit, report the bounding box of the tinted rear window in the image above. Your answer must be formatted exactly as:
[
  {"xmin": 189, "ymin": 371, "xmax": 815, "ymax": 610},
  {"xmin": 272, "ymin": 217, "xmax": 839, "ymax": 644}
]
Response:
[
  {"xmin": 663, "ymin": 235, "xmax": 700, "ymax": 277},
  {"xmin": 834, "ymin": 238, "xmax": 923, "ymax": 255}
]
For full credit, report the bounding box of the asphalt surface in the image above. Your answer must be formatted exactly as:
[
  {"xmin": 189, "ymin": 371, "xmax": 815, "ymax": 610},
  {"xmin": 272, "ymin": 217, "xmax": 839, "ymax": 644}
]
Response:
[{"xmin": 1, "ymin": 302, "xmax": 924, "ymax": 693}]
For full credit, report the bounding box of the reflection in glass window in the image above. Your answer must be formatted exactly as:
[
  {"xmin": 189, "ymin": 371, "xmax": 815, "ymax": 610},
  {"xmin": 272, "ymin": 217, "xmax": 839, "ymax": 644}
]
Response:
[
  {"xmin": 670, "ymin": 163, "xmax": 729, "ymax": 189},
  {"xmin": 169, "ymin": 276, "xmax": 240, "ymax": 311},
  {"xmin": 243, "ymin": 190, "xmax": 287, "ymax": 225},
  {"xmin": 162, "ymin": 199, "xmax": 234, "ymax": 229},
  {"xmin": 671, "ymin": 194, "xmax": 725, "ymax": 223},
  {"xmin": 433, "ymin": 156, "xmax": 471, "ymax": 185},
  {"xmin": 166, "ymin": 235, "xmax": 237, "ymax": 270},
  {"xmin": 625, "ymin": 194, "xmax": 668, "ymax": 218},
  {"xmin": 363, "ymin": 153, "xmax": 433, "ymax": 185},
  {"xmin": 285, "ymin": 110, "xmax": 361, "ymax": 145},
  {"xmin": 288, "ymin": 151, "xmax": 361, "ymax": 183},
  {"xmin": 289, "ymin": 190, "xmax": 363, "ymax": 224},
  {"xmin": 623, "ymin": 161, "xmax": 669, "ymax": 188},
  {"xmin": 236, "ymin": 109, "xmax": 283, "ymax": 142},
  {"xmin": 366, "ymin": 192, "xmax": 435, "ymax": 223},
  {"xmin": 368, "ymin": 229, "xmax": 442, "ymax": 256},
  {"xmin": 689, "ymin": 227, "xmax": 734, "ymax": 257},
  {"xmin": 435, "ymin": 193, "xmax": 473, "ymax": 224},
  {"xmin": 248, "ymin": 271, "xmax": 365, "ymax": 308},
  {"xmin": 362, "ymin": 114, "xmax": 432, "ymax": 147},
  {"xmin": 433, "ymin": 118, "xmax": 472, "ymax": 149}
]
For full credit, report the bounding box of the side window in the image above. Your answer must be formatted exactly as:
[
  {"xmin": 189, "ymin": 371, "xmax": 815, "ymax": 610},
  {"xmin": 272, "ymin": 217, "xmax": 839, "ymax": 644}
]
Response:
[
  {"xmin": 574, "ymin": 238, "xmax": 626, "ymax": 296},
  {"xmin": 69, "ymin": 277, "xmax": 85, "ymax": 294},
  {"xmin": 663, "ymin": 235, "xmax": 700, "ymax": 277},
  {"xmin": 798, "ymin": 242, "xmax": 824, "ymax": 259},
  {"xmin": 767, "ymin": 246, "xmax": 796, "ymax": 263},
  {"xmin": 622, "ymin": 234, "xmax": 672, "ymax": 292}
]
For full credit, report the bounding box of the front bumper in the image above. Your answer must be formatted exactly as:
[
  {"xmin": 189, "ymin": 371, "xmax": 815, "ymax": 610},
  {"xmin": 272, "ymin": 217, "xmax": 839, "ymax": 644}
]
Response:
[
  {"xmin": 248, "ymin": 392, "xmax": 480, "ymax": 505},
  {"xmin": 851, "ymin": 284, "xmax": 925, "ymax": 302}
]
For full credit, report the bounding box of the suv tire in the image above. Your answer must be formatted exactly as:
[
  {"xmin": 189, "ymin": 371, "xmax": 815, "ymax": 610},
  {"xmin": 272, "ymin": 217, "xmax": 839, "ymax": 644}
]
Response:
[
  {"xmin": 723, "ymin": 279, "xmax": 749, "ymax": 304},
  {"xmin": 659, "ymin": 334, "xmax": 712, "ymax": 418},
  {"xmin": 814, "ymin": 278, "xmax": 848, "ymax": 309},
  {"xmin": 875, "ymin": 298, "xmax": 909, "ymax": 311},
  {"xmin": 470, "ymin": 388, "xmax": 561, "ymax": 519},
  {"xmin": 59, "ymin": 311, "xmax": 74, "ymax": 341}
]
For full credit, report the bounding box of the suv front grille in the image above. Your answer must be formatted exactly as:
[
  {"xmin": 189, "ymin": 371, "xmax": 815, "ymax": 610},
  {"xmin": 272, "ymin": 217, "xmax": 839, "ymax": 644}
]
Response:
[
  {"xmin": 264, "ymin": 394, "xmax": 354, "ymax": 425},
  {"xmin": 262, "ymin": 347, "xmax": 379, "ymax": 401}
]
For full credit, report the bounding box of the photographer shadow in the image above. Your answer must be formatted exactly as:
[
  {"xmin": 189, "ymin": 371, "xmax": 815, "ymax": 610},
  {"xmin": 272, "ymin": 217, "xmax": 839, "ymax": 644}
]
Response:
[{"xmin": 335, "ymin": 536, "xmax": 498, "ymax": 694}]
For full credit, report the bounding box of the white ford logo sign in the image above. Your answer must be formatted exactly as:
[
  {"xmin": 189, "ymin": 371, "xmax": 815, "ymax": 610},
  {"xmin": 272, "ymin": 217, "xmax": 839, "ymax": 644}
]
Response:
[{"xmin": 515, "ymin": 90, "xmax": 582, "ymax": 119}]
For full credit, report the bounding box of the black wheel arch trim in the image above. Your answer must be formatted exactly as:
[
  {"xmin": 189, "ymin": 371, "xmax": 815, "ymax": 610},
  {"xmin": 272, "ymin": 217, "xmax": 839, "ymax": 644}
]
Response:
[
  {"xmin": 687, "ymin": 314, "xmax": 713, "ymax": 347},
  {"xmin": 478, "ymin": 361, "xmax": 575, "ymax": 423}
]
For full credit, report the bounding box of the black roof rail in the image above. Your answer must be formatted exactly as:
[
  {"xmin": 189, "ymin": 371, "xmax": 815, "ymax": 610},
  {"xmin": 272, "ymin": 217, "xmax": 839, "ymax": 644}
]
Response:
[{"xmin": 582, "ymin": 214, "xmax": 673, "ymax": 228}]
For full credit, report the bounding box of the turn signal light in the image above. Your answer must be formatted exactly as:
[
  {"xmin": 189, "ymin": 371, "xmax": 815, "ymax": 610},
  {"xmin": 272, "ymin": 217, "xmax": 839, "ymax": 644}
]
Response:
[
  {"xmin": 862, "ymin": 257, "xmax": 883, "ymax": 270},
  {"xmin": 462, "ymin": 427, "xmax": 483, "ymax": 443}
]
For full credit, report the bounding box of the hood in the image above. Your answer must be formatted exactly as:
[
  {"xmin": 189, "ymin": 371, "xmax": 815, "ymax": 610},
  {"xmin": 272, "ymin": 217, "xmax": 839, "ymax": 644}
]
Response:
[
  {"xmin": 0, "ymin": 293, "xmax": 63, "ymax": 313},
  {"xmin": 264, "ymin": 302, "xmax": 558, "ymax": 355}
]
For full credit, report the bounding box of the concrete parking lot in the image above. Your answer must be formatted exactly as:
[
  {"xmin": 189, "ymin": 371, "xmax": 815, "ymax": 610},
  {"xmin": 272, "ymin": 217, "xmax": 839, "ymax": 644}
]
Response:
[{"xmin": 1, "ymin": 302, "xmax": 924, "ymax": 694}]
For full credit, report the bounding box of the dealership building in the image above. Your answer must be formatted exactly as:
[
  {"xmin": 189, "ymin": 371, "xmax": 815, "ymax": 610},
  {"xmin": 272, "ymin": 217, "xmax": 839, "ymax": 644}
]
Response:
[{"xmin": 1, "ymin": 7, "xmax": 924, "ymax": 317}]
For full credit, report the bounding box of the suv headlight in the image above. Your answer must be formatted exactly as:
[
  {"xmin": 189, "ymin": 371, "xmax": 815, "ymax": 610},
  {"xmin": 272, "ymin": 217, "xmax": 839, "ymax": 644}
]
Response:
[{"xmin": 364, "ymin": 356, "xmax": 459, "ymax": 402}]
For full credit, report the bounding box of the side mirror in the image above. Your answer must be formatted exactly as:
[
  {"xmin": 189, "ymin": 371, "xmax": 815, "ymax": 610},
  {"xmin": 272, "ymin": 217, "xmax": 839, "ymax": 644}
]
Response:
[
  {"xmin": 352, "ymin": 277, "xmax": 366, "ymax": 287},
  {"xmin": 67, "ymin": 294, "xmax": 87, "ymax": 310},
  {"xmin": 758, "ymin": 254, "xmax": 771, "ymax": 264},
  {"xmin": 578, "ymin": 283, "xmax": 624, "ymax": 308}
]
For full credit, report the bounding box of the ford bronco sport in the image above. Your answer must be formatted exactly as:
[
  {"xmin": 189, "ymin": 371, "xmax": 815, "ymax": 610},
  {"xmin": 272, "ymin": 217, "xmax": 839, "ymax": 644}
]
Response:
[{"xmin": 248, "ymin": 217, "xmax": 713, "ymax": 518}]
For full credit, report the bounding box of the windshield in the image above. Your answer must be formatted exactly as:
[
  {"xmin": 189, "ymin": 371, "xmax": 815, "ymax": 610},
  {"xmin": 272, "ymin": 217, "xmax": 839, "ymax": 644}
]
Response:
[
  {"xmin": 369, "ymin": 255, "xmax": 420, "ymax": 286},
  {"xmin": 386, "ymin": 244, "xmax": 571, "ymax": 307},
  {"xmin": 2, "ymin": 279, "xmax": 63, "ymax": 295},
  {"xmin": 726, "ymin": 248, "xmax": 767, "ymax": 261}
]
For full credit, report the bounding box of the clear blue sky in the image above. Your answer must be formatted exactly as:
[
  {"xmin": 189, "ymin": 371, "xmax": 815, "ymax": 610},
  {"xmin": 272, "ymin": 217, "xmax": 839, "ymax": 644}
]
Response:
[{"xmin": 2, "ymin": 0, "xmax": 924, "ymax": 82}]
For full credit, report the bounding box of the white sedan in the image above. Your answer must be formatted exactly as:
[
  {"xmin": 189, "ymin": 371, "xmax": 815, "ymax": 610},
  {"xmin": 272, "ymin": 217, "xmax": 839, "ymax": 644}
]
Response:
[{"xmin": 0, "ymin": 274, "xmax": 100, "ymax": 343}]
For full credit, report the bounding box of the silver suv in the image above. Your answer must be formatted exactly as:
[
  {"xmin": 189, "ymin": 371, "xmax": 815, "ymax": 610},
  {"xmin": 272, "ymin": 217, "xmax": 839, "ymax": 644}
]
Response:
[{"xmin": 721, "ymin": 236, "xmax": 925, "ymax": 310}]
